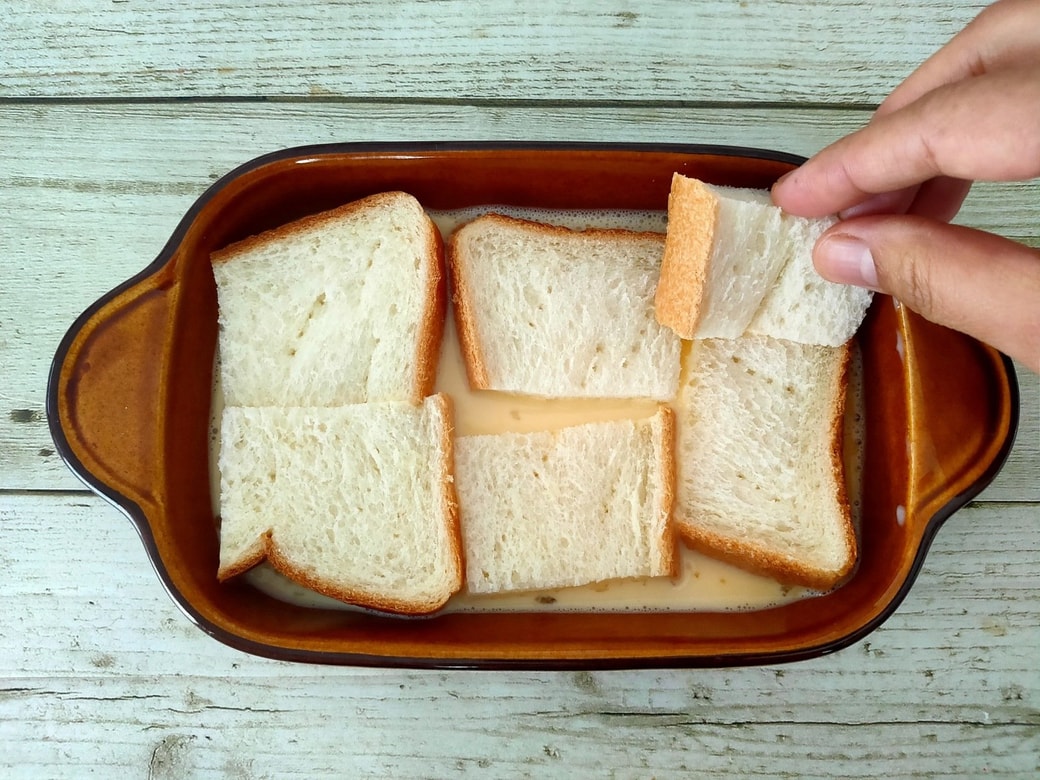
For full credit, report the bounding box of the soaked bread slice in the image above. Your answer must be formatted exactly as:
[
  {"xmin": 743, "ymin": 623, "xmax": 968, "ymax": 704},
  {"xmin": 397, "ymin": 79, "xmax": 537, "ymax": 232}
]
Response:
[
  {"xmin": 673, "ymin": 336, "xmax": 855, "ymax": 590},
  {"xmin": 212, "ymin": 191, "xmax": 445, "ymax": 407},
  {"xmin": 216, "ymin": 395, "xmax": 462, "ymax": 615},
  {"xmin": 448, "ymin": 214, "xmax": 681, "ymax": 400},
  {"xmin": 454, "ymin": 407, "xmax": 677, "ymax": 595}
]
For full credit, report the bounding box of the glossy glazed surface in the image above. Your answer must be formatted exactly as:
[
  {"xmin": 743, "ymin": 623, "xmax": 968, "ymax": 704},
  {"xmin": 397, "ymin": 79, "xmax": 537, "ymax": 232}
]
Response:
[{"xmin": 47, "ymin": 143, "xmax": 1019, "ymax": 668}]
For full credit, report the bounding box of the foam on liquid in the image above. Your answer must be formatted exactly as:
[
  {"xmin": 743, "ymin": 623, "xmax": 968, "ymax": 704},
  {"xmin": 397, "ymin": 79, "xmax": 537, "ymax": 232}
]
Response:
[{"xmin": 209, "ymin": 205, "xmax": 865, "ymax": 614}]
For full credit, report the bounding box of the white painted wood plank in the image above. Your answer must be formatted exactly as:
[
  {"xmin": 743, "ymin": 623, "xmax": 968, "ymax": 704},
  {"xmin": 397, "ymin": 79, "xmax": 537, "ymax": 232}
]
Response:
[
  {"xmin": 0, "ymin": 0, "xmax": 985, "ymax": 103},
  {"xmin": 3, "ymin": 682, "xmax": 1037, "ymax": 778},
  {"xmin": 1, "ymin": 493, "xmax": 1037, "ymax": 777},
  {"xmin": 1, "ymin": 103, "xmax": 1037, "ymax": 497}
]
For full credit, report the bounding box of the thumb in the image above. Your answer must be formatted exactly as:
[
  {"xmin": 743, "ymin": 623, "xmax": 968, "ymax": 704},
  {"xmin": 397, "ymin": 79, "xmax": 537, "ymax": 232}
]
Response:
[{"xmin": 812, "ymin": 215, "xmax": 1040, "ymax": 372}]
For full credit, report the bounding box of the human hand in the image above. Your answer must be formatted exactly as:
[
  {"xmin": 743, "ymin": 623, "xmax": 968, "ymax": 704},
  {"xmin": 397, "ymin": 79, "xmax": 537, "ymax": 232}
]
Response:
[{"xmin": 771, "ymin": 0, "xmax": 1040, "ymax": 372}]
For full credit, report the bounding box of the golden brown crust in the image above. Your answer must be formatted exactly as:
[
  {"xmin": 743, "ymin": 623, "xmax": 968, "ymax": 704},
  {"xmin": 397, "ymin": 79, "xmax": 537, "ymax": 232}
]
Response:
[
  {"xmin": 216, "ymin": 534, "xmax": 269, "ymax": 582},
  {"xmin": 446, "ymin": 226, "xmax": 491, "ymax": 389},
  {"xmin": 466, "ymin": 212, "xmax": 666, "ymax": 244},
  {"xmin": 828, "ymin": 343, "xmax": 858, "ymax": 580},
  {"xmin": 655, "ymin": 405, "xmax": 681, "ymax": 578},
  {"xmin": 654, "ymin": 173, "xmax": 719, "ymax": 339},
  {"xmin": 674, "ymin": 523, "xmax": 848, "ymax": 592},
  {"xmin": 211, "ymin": 191, "xmax": 419, "ymax": 266},
  {"xmin": 413, "ymin": 215, "xmax": 447, "ymax": 402},
  {"xmin": 672, "ymin": 343, "xmax": 858, "ymax": 591}
]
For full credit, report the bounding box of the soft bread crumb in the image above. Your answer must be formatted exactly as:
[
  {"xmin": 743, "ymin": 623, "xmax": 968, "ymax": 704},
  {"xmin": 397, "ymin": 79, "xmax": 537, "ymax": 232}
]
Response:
[{"xmin": 454, "ymin": 407, "xmax": 677, "ymax": 594}]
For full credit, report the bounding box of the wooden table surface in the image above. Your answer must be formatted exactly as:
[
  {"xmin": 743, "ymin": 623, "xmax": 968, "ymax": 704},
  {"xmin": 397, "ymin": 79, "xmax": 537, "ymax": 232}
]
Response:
[{"xmin": 2, "ymin": 1, "xmax": 1038, "ymax": 776}]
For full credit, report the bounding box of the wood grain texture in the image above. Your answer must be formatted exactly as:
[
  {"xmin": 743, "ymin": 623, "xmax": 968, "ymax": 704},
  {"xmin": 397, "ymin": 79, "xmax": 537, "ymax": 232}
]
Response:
[
  {"xmin": 1, "ymin": 102, "xmax": 1037, "ymax": 497},
  {"xmin": 1, "ymin": 494, "xmax": 1037, "ymax": 777},
  {"xmin": 3, "ymin": 1, "xmax": 1038, "ymax": 776},
  {"xmin": 1, "ymin": 1, "xmax": 984, "ymax": 103}
]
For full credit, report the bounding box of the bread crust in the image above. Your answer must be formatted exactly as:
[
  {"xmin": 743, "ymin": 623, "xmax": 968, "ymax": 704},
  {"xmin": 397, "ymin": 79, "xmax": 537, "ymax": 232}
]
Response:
[
  {"xmin": 655, "ymin": 405, "xmax": 681, "ymax": 579},
  {"xmin": 673, "ymin": 343, "xmax": 857, "ymax": 591},
  {"xmin": 413, "ymin": 216, "xmax": 447, "ymax": 402},
  {"xmin": 826, "ymin": 344, "xmax": 858, "ymax": 582},
  {"xmin": 654, "ymin": 174, "xmax": 719, "ymax": 339},
  {"xmin": 446, "ymin": 224, "xmax": 491, "ymax": 389},
  {"xmin": 211, "ymin": 190, "xmax": 416, "ymax": 265},
  {"xmin": 447, "ymin": 212, "xmax": 667, "ymax": 391},
  {"xmin": 216, "ymin": 537, "xmax": 268, "ymax": 582}
]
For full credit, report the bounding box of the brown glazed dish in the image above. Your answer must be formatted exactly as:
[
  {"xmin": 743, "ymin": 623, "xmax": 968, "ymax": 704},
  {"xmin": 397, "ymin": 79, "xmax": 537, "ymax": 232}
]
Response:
[{"xmin": 47, "ymin": 143, "xmax": 1019, "ymax": 668}]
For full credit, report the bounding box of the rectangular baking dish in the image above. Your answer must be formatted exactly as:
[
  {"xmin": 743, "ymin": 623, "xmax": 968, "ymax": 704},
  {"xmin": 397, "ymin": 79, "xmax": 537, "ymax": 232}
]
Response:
[{"xmin": 47, "ymin": 143, "xmax": 1019, "ymax": 668}]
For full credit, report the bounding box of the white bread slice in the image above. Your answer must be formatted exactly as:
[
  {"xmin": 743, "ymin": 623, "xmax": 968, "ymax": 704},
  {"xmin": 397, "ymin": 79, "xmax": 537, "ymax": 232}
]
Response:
[
  {"xmin": 212, "ymin": 191, "xmax": 445, "ymax": 407},
  {"xmin": 655, "ymin": 173, "xmax": 872, "ymax": 344},
  {"xmin": 216, "ymin": 394, "xmax": 462, "ymax": 615},
  {"xmin": 655, "ymin": 174, "xmax": 787, "ymax": 340},
  {"xmin": 674, "ymin": 336, "xmax": 855, "ymax": 590},
  {"xmin": 746, "ymin": 214, "xmax": 874, "ymax": 346},
  {"xmin": 448, "ymin": 214, "xmax": 681, "ymax": 400},
  {"xmin": 454, "ymin": 407, "xmax": 677, "ymax": 595}
]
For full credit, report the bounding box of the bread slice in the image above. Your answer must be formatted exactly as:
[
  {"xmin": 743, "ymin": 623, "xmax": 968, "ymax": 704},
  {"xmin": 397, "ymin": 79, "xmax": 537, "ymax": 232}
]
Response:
[
  {"xmin": 655, "ymin": 174, "xmax": 787, "ymax": 340},
  {"xmin": 216, "ymin": 394, "xmax": 462, "ymax": 615},
  {"xmin": 454, "ymin": 407, "xmax": 677, "ymax": 595},
  {"xmin": 448, "ymin": 214, "xmax": 681, "ymax": 400},
  {"xmin": 212, "ymin": 191, "xmax": 445, "ymax": 407},
  {"xmin": 674, "ymin": 336, "xmax": 855, "ymax": 590},
  {"xmin": 655, "ymin": 173, "xmax": 872, "ymax": 344}
]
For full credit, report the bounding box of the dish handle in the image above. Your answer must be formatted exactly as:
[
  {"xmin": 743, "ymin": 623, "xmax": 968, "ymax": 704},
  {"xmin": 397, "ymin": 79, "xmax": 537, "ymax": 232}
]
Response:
[
  {"xmin": 47, "ymin": 265, "xmax": 181, "ymax": 519},
  {"xmin": 900, "ymin": 304, "xmax": 1019, "ymax": 535}
]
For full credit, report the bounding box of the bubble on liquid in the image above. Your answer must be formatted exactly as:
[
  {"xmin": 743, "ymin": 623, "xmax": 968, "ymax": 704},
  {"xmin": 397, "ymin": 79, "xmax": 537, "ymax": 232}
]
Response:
[{"xmin": 427, "ymin": 205, "xmax": 668, "ymax": 238}]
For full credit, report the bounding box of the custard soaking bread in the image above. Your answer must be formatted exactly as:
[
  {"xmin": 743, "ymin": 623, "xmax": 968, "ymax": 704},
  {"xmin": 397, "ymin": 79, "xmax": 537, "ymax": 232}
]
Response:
[
  {"xmin": 674, "ymin": 336, "xmax": 855, "ymax": 590},
  {"xmin": 212, "ymin": 191, "xmax": 445, "ymax": 407},
  {"xmin": 454, "ymin": 408, "xmax": 677, "ymax": 595},
  {"xmin": 655, "ymin": 173, "xmax": 872, "ymax": 346},
  {"xmin": 448, "ymin": 214, "xmax": 681, "ymax": 400},
  {"xmin": 217, "ymin": 395, "xmax": 462, "ymax": 615}
]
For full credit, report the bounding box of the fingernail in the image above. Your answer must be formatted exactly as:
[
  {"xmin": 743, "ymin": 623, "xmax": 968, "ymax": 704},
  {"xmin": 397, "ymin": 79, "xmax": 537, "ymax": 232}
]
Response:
[
  {"xmin": 838, "ymin": 190, "xmax": 912, "ymax": 220},
  {"xmin": 816, "ymin": 234, "xmax": 880, "ymax": 289}
]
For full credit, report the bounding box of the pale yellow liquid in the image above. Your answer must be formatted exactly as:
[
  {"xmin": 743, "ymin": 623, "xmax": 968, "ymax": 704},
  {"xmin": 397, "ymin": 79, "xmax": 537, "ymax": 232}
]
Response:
[{"xmin": 213, "ymin": 205, "xmax": 863, "ymax": 614}]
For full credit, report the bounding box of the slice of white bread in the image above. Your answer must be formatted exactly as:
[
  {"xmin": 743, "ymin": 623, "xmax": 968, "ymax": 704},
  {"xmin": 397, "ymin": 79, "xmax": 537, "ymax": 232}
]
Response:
[
  {"xmin": 454, "ymin": 407, "xmax": 677, "ymax": 595},
  {"xmin": 655, "ymin": 175, "xmax": 787, "ymax": 340},
  {"xmin": 448, "ymin": 214, "xmax": 681, "ymax": 400},
  {"xmin": 212, "ymin": 191, "xmax": 445, "ymax": 407},
  {"xmin": 655, "ymin": 173, "xmax": 872, "ymax": 345},
  {"xmin": 216, "ymin": 394, "xmax": 462, "ymax": 615},
  {"xmin": 674, "ymin": 336, "xmax": 856, "ymax": 590}
]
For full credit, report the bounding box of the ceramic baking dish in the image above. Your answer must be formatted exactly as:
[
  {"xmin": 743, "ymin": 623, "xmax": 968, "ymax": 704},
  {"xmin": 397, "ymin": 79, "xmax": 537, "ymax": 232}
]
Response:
[{"xmin": 47, "ymin": 142, "xmax": 1019, "ymax": 668}]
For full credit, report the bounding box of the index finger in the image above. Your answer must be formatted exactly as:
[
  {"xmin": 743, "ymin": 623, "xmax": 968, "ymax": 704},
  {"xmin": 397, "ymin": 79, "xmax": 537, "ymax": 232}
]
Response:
[{"xmin": 773, "ymin": 68, "xmax": 1040, "ymax": 218}]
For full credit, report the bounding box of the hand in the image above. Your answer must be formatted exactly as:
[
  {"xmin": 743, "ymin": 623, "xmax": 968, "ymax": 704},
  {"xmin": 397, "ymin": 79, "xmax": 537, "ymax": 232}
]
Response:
[{"xmin": 771, "ymin": 0, "xmax": 1040, "ymax": 372}]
